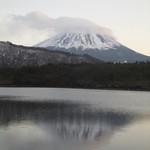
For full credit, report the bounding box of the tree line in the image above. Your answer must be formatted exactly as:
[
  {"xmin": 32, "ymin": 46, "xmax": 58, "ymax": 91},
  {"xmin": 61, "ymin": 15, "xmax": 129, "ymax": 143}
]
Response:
[{"xmin": 0, "ymin": 62, "xmax": 150, "ymax": 90}]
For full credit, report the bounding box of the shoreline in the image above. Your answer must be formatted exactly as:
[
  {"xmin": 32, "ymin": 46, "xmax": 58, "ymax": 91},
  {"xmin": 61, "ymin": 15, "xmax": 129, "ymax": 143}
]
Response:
[{"xmin": 0, "ymin": 86, "xmax": 149, "ymax": 92}]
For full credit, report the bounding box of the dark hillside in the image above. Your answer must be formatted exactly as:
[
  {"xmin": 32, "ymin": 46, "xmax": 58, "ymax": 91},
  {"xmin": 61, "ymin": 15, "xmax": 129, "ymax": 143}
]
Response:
[{"xmin": 0, "ymin": 62, "xmax": 150, "ymax": 91}]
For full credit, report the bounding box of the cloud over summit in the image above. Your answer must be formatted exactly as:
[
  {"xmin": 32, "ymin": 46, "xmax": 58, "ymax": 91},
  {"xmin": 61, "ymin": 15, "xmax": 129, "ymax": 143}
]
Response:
[{"xmin": 0, "ymin": 11, "xmax": 113, "ymax": 46}]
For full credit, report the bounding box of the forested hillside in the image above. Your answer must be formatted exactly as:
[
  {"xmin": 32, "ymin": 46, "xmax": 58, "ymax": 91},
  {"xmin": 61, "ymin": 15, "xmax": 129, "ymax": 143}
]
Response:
[{"xmin": 0, "ymin": 62, "xmax": 150, "ymax": 90}]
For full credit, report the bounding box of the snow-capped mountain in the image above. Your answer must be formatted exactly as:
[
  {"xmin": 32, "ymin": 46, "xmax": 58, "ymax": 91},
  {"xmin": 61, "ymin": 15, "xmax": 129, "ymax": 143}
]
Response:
[
  {"xmin": 36, "ymin": 18, "xmax": 150, "ymax": 63},
  {"xmin": 0, "ymin": 41, "xmax": 99, "ymax": 68},
  {"xmin": 36, "ymin": 32, "xmax": 120, "ymax": 50}
]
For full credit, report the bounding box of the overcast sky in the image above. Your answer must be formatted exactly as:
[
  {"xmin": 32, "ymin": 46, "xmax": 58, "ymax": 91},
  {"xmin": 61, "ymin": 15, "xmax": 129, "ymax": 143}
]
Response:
[{"xmin": 0, "ymin": 0, "xmax": 150, "ymax": 55}]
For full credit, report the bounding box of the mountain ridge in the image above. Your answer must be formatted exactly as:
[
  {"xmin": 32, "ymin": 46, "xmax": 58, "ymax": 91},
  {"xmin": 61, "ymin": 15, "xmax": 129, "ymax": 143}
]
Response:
[
  {"xmin": 0, "ymin": 41, "xmax": 99, "ymax": 68},
  {"xmin": 36, "ymin": 32, "xmax": 150, "ymax": 63}
]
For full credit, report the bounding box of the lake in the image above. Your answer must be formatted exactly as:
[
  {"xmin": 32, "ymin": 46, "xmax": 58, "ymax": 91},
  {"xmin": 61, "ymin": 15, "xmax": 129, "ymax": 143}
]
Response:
[{"xmin": 0, "ymin": 88, "xmax": 150, "ymax": 150}]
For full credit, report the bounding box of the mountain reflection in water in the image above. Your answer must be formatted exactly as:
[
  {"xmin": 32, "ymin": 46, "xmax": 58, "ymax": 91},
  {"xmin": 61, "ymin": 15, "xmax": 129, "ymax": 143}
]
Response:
[{"xmin": 0, "ymin": 97, "xmax": 136, "ymax": 141}]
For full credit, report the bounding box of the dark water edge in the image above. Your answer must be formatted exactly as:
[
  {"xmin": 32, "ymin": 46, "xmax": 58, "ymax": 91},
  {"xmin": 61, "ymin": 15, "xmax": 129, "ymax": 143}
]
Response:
[
  {"xmin": 1, "ymin": 81, "xmax": 150, "ymax": 91},
  {"xmin": 0, "ymin": 85, "xmax": 150, "ymax": 92}
]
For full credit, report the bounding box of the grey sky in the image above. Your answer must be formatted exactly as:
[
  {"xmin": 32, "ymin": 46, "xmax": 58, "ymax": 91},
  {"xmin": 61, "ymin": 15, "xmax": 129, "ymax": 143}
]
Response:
[{"xmin": 0, "ymin": 0, "xmax": 150, "ymax": 55}]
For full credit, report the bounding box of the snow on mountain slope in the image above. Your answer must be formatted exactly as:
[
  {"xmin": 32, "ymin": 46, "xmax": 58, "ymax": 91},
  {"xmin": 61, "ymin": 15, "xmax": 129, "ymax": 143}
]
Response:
[
  {"xmin": 35, "ymin": 16, "xmax": 121, "ymax": 50},
  {"xmin": 36, "ymin": 32, "xmax": 120, "ymax": 50},
  {"xmin": 36, "ymin": 30, "xmax": 150, "ymax": 62},
  {"xmin": 34, "ymin": 17, "xmax": 150, "ymax": 62}
]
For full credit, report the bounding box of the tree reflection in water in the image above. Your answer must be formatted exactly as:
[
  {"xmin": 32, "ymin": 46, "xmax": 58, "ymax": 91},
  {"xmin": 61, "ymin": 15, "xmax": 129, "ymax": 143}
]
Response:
[{"xmin": 0, "ymin": 97, "xmax": 136, "ymax": 141}]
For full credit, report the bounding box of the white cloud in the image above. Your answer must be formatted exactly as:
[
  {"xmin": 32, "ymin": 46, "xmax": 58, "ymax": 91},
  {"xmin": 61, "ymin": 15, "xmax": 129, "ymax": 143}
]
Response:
[
  {"xmin": 0, "ymin": 11, "xmax": 113, "ymax": 46},
  {"xmin": 0, "ymin": 12, "xmax": 55, "ymax": 46}
]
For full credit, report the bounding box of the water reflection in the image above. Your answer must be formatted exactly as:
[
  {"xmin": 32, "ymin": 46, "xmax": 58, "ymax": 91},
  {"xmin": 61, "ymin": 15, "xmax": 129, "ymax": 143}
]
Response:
[
  {"xmin": 0, "ymin": 88, "xmax": 150, "ymax": 150},
  {"xmin": 0, "ymin": 97, "xmax": 136, "ymax": 141}
]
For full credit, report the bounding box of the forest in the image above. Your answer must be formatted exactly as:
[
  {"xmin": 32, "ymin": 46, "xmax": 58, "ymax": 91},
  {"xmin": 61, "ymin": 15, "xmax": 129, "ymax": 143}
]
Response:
[{"xmin": 0, "ymin": 62, "xmax": 150, "ymax": 91}]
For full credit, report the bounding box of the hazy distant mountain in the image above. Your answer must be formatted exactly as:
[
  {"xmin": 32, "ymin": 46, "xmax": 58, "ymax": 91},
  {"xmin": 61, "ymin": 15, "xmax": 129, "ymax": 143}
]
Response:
[
  {"xmin": 0, "ymin": 41, "xmax": 99, "ymax": 68},
  {"xmin": 36, "ymin": 18, "xmax": 150, "ymax": 63}
]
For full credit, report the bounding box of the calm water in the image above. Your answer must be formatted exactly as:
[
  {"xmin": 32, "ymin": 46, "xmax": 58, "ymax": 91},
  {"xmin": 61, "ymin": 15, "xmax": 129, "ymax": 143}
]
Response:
[{"xmin": 0, "ymin": 88, "xmax": 150, "ymax": 150}]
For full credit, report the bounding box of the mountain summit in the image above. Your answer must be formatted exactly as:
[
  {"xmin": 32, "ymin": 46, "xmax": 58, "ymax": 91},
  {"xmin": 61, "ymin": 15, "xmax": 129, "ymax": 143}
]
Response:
[
  {"xmin": 36, "ymin": 18, "xmax": 150, "ymax": 63},
  {"xmin": 36, "ymin": 32, "xmax": 120, "ymax": 51},
  {"xmin": 36, "ymin": 17, "xmax": 119, "ymax": 51}
]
